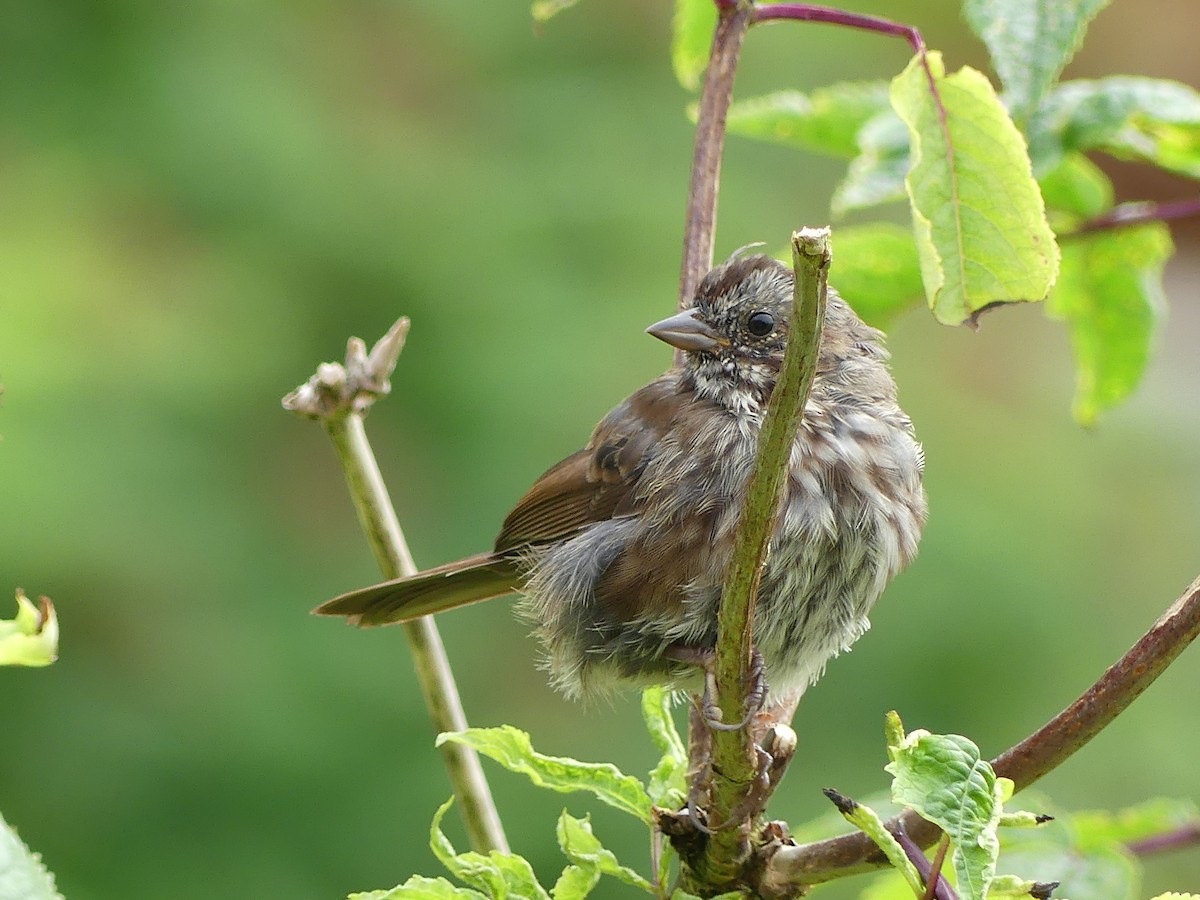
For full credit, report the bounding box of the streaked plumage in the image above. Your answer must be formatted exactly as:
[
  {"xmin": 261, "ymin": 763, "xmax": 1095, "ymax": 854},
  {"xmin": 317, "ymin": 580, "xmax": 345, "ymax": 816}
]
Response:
[{"xmin": 318, "ymin": 253, "xmax": 926, "ymax": 700}]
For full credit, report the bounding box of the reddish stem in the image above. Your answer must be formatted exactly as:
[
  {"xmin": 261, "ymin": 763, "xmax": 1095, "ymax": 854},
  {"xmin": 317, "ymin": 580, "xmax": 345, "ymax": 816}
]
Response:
[
  {"xmin": 1127, "ymin": 822, "xmax": 1200, "ymax": 856},
  {"xmin": 678, "ymin": 2, "xmax": 753, "ymax": 348},
  {"xmin": 751, "ymin": 3, "xmax": 924, "ymax": 55},
  {"xmin": 1069, "ymin": 197, "xmax": 1200, "ymax": 237},
  {"xmin": 765, "ymin": 574, "xmax": 1200, "ymax": 886}
]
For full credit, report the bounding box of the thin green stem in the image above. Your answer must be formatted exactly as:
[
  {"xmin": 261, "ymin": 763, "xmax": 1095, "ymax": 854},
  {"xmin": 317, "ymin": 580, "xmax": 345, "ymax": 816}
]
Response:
[{"xmin": 323, "ymin": 413, "xmax": 509, "ymax": 855}]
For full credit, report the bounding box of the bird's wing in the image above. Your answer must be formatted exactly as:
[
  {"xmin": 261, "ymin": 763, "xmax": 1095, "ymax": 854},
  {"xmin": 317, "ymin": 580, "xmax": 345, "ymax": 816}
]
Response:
[{"xmin": 494, "ymin": 377, "xmax": 677, "ymax": 552}]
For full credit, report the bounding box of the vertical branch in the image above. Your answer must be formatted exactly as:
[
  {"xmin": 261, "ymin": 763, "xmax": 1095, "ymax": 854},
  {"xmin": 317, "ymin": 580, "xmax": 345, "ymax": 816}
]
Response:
[
  {"xmin": 685, "ymin": 229, "xmax": 830, "ymax": 892},
  {"xmin": 677, "ymin": 1, "xmax": 753, "ymax": 361},
  {"xmin": 284, "ymin": 321, "xmax": 509, "ymax": 855}
]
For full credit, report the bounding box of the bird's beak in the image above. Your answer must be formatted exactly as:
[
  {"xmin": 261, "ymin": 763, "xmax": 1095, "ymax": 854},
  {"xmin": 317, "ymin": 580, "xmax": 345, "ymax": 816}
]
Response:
[{"xmin": 645, "ymin": 308, "xmax": 723, "ymax": 353}]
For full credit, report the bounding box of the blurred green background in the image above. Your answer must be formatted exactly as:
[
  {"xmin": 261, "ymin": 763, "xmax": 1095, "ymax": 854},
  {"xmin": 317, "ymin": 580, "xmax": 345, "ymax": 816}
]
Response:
[{"xmin": 2, "ymin": 1, "xmax": 1198, "ymax": 897}]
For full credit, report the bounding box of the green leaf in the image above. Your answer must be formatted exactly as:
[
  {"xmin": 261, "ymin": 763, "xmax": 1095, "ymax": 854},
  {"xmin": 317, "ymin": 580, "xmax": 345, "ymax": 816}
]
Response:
[
  {"xmin": 640, "ymin": 687, "xmax": 687, "ymax": 809},
  {"xmin": 829, "ymin": 223, "xmax": 925, "ymax": 329},
  {"xmin": 1150, "ymin": 895, "xmax": 1200, "ymax": 900},
  {"xmin": 438, "ymin": 727, "xmax": 652, "ymax": 822},
  {"xmin": 1071, "ymin": 797, "xmax": 1200, "ymax": 851},
  {"xmin": 725, "ymin": 82, "xmax": 892, "ymax": 159},
  {"xmin": 531, "ymin": 0, "xmax": 583, "ymax": 23},
  {"xmin": 0, "ymin": 811, "xmax": 61, "ymax": 900},
  {"xmin": 672, "ymin": 0, "xmax": 716, "ymax": 91},
  {"xmin": 549, "ymin": 865, "xmax": 598, "ymax": 900},
  {"xmin": 963, "ymin": 0, "xmax": 1112, "ymax": 125},
  {"xmin": 0, "ymin": 591, "xmax": 58, "ymax": 667},
  {"xmin": 1038, "ymin": 153, "xmax": 1114, "ymax": 227},
  {"xmin": 1046, "ymin": 222, "xmax": 1172, "ymax": 425},
  {"xmin": 350, "ymin": 875, "xmax": 489, "ymax": 899},
  {"xmin": 999, "ymin": 842, "xmax": 1138, "ymax": 900},
  {"xmin": 430, "ymin": 798, "xmax": 551, "ymax": 900},
  {"xmin": 1029, "ymin": 77, "xmax": 1200, "ymax": 177},
  {"xmin": 555, "ymin": 812, "xmax": 654, "ymax": 894},
  {"xmin": 890, "ymin": 52, "xmax": 1060, "ymax": 325},
  {"xmin": 833, "ymin": 111, "xmax": 910, "ymax": 214},
  {"xmin": 885, "ymin": 714, "xmax": 1000, "ymax": 900}
]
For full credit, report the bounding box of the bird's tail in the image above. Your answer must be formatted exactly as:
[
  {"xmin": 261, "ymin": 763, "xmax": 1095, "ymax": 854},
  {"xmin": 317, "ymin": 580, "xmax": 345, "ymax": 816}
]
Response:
[{"xmin": 314, "ymin": 552, "xmax": 522, "ymax": 626}]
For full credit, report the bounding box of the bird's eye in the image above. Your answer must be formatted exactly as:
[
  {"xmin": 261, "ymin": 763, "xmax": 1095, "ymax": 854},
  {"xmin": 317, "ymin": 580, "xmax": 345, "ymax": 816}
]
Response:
[{"xmin": 746, "ymin": 311, "xmax": 774, "ymax": 337}]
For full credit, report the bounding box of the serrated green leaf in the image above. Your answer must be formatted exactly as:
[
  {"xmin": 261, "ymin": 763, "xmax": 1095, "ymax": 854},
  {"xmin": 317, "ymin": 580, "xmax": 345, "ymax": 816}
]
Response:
[
  {"xmin": 886, "ymin": 726, "xmax": 1000, "ymax": 900},
  {"xmin": 890, "ymin": 52, "xmax": 1060, "ymax": 325},
  {"xmin": 833, "ymin": 111, "xmax": 910, "ymax": 214},
  {"xmin": 1046, "ymin": 222, "xmax": 1172, "ymax": 424},
  {"xmin": 672, "ymin": 0, "xmax": 716, "ymax": 91},
  {"xmin": 430, "ymin": 798, "xmax": 551, "ymax": 900},
  {"xmin": 1071, "ymin": 797, "xmax": 1200, "ymax": 851},
  {"xmin": 0, "ymin": 591, "xmax": 58, "ymax": 667},
  {"xmin": 829, "ymin": 223, "xmax": 924, "ymax": 328},
  {"xmin": 438, "ymin": 727, "xmax": 652, "ymax": 822},
  {"xmin": 1038, "ymin": 153, "xmax": 1114, "ymax": 226},
  {"xmin": 350, "ymin": 875, "xmax": 489, "ymax": 899},
  {"xmin": 640, "ymin": 687, "xmax": 687, "ymax": 809},
  {"xmin": 725, "ymin": 82, "xmax": 892, "ymax": 159},
  {"xmin": 556, "ymin": 812, "xmax": 654, "ymax": 893},
  {"xmin": 531, "ymin": 0, "xmax": 583, "ymax": 23},
  {"xmin": 0, "ymin": 811, "xmax": 61, "ymax": 900},
  {"xmin": 963, "ymin": 0, "xmax": 1112, "ymax": 125},
  {"xmin": 1029, "ymin": 77, "xmax": 1200, "ymax": 177}
]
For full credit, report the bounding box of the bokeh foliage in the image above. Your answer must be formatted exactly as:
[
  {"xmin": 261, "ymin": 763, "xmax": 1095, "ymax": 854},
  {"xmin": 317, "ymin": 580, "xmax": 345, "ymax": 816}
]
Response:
[{"xmin": 1, "ymin": 2, "xmax": 1198, "ymax": 898}]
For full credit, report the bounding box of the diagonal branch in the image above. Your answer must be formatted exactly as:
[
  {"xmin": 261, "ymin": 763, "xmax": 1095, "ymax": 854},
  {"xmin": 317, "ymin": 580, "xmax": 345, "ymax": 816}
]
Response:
[
  {"xmin": 283, "ymin": 320, "xmax": 509, "ymax": 855},
  {"xmin": 760, "ymin": 573, "xmax": 1200, "ymax": 889}
]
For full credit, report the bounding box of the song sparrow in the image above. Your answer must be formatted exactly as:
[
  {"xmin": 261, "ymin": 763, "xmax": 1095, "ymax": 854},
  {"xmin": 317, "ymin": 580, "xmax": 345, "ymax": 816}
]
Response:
[{"xmin": 318, "ymin": 251, "xmax": 926, "ymax": 702}]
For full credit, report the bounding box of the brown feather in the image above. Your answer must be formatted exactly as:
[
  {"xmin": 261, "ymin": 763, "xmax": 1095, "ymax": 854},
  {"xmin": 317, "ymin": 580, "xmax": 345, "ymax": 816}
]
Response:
[{"xmin": 314, "ymin": 552, "xmax": 521, "ymax": 626}]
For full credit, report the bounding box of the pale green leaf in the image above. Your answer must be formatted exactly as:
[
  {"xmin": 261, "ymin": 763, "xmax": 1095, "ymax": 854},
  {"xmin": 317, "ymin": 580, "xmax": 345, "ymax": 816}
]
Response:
[
  {"xmin": 640, "ymin": 687, "xmax": 687, "ymax": 809},
  {"xmin": 1150, "ymin": 894, "xmax": 1200, "ymax": 900},
  {"xmin": 890, "ymin": 52, "xmax": 1060, "ymax": 325},
  {"xmin": 438, "ymin": 727, "xmax": 652, "ymax": 822},
  {"xmin": 1038, "ymin": 153, "xmax": 1113, "ymax": 228},
  {"xmin": 430, "ymin": 798, "xmax": 551, "ymax": 900},
  {"xmin": 886, "ymin": 722, "xmax": 1000, "ymax": 900},
  {"xmin": 725, "ymin": 82, "xmax": 892, "ymax": 159},
  {"xmin": 0, "ymin": 812, "xmax": 61, "ymax": 900},
  {"xmin": 531, "ymin": 0, "xmax": 583, "ymax": 23},
  {"xmin": 1071, "ymin": 797, "xmax": 1200, "ymax": 851},
  {"xmin": 999, "ymin": 842, "xmax": 1138, "ymax": 900},
  {"xmin": 1046, "ymin": 222, "xmax": 1172, "ymax": 425},
  {"xmin": 963, "ymin": 0, "xmax": 1112, "ymax": 125},
  {"xmin": 832, "ymin": 111, "xmax": 910, "ymax": 214},
  {"xmin": 0, "ymin": 591, "xmax": 58, "ymax": 668},
  {"xmin": 672, "ymin": 0, "xmax": 716, "ymax": 91},
  {"xmin": 350, "ymin": 875, "xmax": 489, "ymax": 899},
  {"xmin": 1029, "ymin": 77, "xmax": 1200, "ymax": 177},
  {"xmin": 550, "ymin": 865, "xmax": 598, "ymax": 900},
  {"xmin": 829, "ymin": 223, "xmax": 924, "ymax": 328},
  {"xmin": 555, "ymin": 812, "xmax": 654, "ymax": 893}
]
